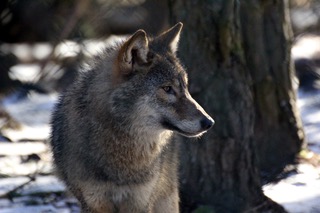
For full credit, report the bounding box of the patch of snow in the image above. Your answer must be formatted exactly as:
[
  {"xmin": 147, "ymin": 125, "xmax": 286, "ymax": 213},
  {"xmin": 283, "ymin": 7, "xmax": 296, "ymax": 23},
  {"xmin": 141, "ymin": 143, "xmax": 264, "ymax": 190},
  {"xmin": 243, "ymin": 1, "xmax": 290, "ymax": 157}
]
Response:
[
  {"xmin": 2, "ymin": 92, "xmax": 57, "ymax": 127},
  {"xmin": 1, "ymin": 92, "xmax": 57, "ymax": 141},
  {"xmin": 81, "ymin": 39, "xmax": 109, "ymax": 56},
  {"xmin": 1, "ymin": 125, "xmax": 51, "ymax": 142},
  {"xmin": 264, "ymin": 164, "xmax": 320, "ymax": 213},
  {"xmin": 0, "ymin": 205, "xmax": 58, "ymax": 213},
  {"xmin": 297, "ymin": 89, "xmax": 320, "ymax": 152},
  {"xmin": 292, "ymin": 34, "xmax": 320, "ymax": 60},
  {"xmin": 264, "ymin": 87, "xmax": 320, "ymax": 212},
  {"xmin": 9, "ymin": 64, "xmax": 41, "ymax": 82},
  {"xmin": 1, "ymin": 44, "xmax": 33, "ymax": 62},
  {"xmin": 54, "ymin": 36, "xmax": 126, "ymax": 58},
  {"xmin": 0, "ymin": 154, "xmax": 52, "ymax": 176},
  {"xmin": 32, "ymin": 43, "xmax": 52, "ymax": 60},
  {"xmin": 0, "ymin": 176, "xmax": 65, "ymax": 196},
  {"xmin": 54, "ymin": 40, "xmax": 81, "ymax": 58},
  {"xmin": 0, "ymin": 43, "xmax": 53, "ymax": 62},
  {"xmin": 9, "ymin": 63, "xmax": 62, "ymax": 83},
  {"xmin": 81, "ymin": 36, "xmax": 126, "ymax": 57},
  {"xmin": 0, "ymin": 142, "xmax": 47, "ymax": 156}
]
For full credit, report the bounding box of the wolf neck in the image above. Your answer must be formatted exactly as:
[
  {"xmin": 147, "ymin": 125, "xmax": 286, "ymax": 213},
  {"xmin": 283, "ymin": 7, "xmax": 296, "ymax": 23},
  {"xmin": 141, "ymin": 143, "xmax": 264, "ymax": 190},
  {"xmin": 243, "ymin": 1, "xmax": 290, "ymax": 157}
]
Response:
[
  {"xmin": 116, "ymin": 124, "xmax": 172, "ymax": 153},
  {"xmin": 108, "ymin": 121, "xmax": 173, "ymax": 166}
]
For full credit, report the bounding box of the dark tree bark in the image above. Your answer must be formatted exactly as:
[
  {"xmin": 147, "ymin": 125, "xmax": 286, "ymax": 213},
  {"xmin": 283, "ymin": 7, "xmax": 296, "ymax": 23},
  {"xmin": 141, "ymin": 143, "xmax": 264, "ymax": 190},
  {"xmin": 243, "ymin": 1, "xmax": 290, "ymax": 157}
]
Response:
[
  {"xmin": 0, "ymin": 53, "xmax": 18, "ymax": 94},
  {"xmin": 168, "ymin": 0, "xmax": 305, "ymax": 212},
  {"xmin": 240, "ymin": 0, "xmax": 305, "ymax": 178}
]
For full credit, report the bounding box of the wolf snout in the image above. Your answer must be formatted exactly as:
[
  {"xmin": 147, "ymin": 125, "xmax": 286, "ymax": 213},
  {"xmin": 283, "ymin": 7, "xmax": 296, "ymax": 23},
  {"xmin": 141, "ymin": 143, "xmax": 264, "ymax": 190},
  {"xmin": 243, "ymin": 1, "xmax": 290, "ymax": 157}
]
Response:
[{"xmin": 200, "ymin": 117, "xmax": 214, "ymax": 131}]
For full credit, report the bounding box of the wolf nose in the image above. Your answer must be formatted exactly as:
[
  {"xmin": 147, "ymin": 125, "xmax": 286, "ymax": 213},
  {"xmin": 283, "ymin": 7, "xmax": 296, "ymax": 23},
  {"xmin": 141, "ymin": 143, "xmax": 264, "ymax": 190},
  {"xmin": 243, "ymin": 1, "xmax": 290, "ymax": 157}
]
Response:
[{"xmin": 200, "ymin": 117, "xmax": 214, "ymax": 130}]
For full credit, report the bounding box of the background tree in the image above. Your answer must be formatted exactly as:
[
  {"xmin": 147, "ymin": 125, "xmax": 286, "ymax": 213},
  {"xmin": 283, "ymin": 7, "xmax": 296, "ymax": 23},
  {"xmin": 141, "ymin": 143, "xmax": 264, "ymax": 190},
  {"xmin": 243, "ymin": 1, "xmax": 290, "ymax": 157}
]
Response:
[
  {"xmin": 240, "ymin": 0, "xmax": 305, "ymax": 178},
  {"xmin": 169, "ymin": 0, "xmax": 305, "ymax": 212}
]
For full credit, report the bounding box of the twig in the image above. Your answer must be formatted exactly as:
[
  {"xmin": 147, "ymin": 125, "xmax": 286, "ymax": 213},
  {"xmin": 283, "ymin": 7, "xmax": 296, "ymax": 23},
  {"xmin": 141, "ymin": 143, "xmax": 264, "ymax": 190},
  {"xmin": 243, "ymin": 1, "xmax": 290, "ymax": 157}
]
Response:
[{"xmin": 0, "ymin": 175, "xmax": 36, "ymax": 199}]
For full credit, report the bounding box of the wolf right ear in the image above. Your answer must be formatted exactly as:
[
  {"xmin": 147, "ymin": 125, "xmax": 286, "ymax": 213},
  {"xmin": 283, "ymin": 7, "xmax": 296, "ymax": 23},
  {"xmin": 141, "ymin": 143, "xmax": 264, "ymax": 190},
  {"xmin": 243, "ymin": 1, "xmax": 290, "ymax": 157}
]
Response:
[
  {"xmin": 156, "ymin": 22, "xmax": 183, "ymax": 53},
  {"xmin": 116, "ymin": 30, "xmax": 149, "ymax": 78}
]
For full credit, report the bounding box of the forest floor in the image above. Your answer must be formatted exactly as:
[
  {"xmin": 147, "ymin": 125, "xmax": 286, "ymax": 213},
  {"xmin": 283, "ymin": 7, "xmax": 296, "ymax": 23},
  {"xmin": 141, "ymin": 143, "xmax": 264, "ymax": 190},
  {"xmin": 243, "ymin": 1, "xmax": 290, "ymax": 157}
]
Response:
[
  {"xmin": 0, "ymin": 40, "xmax": 319, "ymax": 213},
  {"xmin": 262, "ymin": 88, "xmax": 320, "ymax": 213},
  {"xmin": 0, "ymin": 82, "xmax": 319, "ymax": 213}
]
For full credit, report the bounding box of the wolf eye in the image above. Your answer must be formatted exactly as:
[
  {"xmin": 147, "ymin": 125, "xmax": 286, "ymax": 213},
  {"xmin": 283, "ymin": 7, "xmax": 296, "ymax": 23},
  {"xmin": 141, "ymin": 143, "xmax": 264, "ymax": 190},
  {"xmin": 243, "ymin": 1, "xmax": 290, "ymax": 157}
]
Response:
[{"xmin": 162, "ymin": 86, "xmax": 173, "ymax": 94}]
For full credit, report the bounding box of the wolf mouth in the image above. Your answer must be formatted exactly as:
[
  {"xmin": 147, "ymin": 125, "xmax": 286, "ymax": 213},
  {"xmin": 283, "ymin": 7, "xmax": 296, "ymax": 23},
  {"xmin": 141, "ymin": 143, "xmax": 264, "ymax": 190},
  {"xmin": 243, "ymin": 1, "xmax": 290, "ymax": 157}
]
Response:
[{"xmin": 161, "ymin": 119, "xmax": 204, "ymax": 137}]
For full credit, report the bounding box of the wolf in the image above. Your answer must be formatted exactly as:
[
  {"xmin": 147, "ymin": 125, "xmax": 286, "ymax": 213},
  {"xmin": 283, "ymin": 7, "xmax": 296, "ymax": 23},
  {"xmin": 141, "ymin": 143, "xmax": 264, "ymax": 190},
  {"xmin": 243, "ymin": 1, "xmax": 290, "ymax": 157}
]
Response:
[{"xmin": 50, "ymin": 22, "xmax": 214, "ymax": 213}]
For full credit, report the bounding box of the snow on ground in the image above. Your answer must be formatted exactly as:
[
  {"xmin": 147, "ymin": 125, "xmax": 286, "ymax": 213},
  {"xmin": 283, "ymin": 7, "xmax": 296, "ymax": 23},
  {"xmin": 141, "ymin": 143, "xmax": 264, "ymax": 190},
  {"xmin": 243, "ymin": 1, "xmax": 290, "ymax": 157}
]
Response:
[
  {"xmin": 264, "ymin": 163, "xmax": 320, "ymax": 213},
  {"xmin": 1, "ymin": 92, "xmax": 57, "ymax": 141},
  {"xmin": 1, "ymin": 83, "xmax": 320, "ymax": 213},
  {"xmin": 297, "ymin": 89, "xmax": 320, "ymax": 153},
  {"xmin": 263, "ymin": 88, "xmax": 320, "ymax": 213},
  {"xmin": 1, "ymin": 39, "xmax": 320, "ymax": 212}
]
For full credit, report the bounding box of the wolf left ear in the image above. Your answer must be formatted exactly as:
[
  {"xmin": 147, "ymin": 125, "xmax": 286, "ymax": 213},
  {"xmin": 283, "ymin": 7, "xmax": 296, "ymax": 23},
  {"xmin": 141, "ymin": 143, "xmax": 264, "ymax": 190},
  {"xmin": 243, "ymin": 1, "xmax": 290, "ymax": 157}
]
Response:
[
  {"xmin": 117, "ymin": 30, "xmax": 149, "ymax": 77},
  {"xmin": 156, "ymin": 22, "xmax": 183, "ymax": 53}
]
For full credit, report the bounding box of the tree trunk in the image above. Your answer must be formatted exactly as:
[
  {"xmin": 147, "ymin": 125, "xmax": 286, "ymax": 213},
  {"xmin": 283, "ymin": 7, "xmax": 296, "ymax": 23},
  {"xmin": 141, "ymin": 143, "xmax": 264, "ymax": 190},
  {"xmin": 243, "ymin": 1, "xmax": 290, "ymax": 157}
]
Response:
[
  {"xmin": 240, "ymin": 0, "xmax": 305, "ymax": 179},
  {"xmin": 0, "ymin": 53, "xmax": 18, "ymax": 94},
  {"xmin": 169, "ymin": 0, "xmax": 304, "ymax": 212}
]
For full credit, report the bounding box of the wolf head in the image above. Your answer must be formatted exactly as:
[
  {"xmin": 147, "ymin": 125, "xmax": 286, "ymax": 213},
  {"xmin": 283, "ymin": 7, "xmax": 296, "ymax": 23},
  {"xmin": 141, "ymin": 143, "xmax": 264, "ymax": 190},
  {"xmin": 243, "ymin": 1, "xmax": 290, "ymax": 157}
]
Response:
[{"xmin": 109, "ymin": 22, "xmax": 214, "ymax": 137}]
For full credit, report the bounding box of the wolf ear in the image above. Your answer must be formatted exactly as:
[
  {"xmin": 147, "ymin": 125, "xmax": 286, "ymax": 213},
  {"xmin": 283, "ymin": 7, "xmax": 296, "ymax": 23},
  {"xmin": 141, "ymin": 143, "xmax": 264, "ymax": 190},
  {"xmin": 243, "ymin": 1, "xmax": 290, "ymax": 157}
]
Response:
[
  {"xmin": 117, "ymin": 30, "xmax": 149, "ymax": 76},
  {"xmin": 156, "ymin": 22, "xmax": 183, "ymax": 53}
]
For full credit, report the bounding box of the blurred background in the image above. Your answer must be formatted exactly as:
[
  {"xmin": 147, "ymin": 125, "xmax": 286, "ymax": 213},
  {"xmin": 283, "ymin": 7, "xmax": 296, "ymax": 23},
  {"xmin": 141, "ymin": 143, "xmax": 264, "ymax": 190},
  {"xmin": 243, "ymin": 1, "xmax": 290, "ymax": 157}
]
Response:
[{"xmin": 0, "ymin": 0, "xmax": 320, "ymax": 212}]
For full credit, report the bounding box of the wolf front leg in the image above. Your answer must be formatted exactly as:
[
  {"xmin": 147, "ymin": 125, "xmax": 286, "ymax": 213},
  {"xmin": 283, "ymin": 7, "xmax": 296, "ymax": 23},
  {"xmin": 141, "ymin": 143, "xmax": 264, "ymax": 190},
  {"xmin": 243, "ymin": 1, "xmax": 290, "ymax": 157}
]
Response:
[{"xmin": 153, "ymin": 189, "xmax": 179, "ymax": 213}]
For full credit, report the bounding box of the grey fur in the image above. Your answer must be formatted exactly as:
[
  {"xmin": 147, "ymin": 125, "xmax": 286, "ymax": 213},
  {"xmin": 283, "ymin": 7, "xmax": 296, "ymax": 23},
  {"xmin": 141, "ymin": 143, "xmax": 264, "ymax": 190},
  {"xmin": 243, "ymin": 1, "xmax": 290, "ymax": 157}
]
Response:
[{"xmin": 50, "ymin": 23, "xmax": 214, "ymax": 213}]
